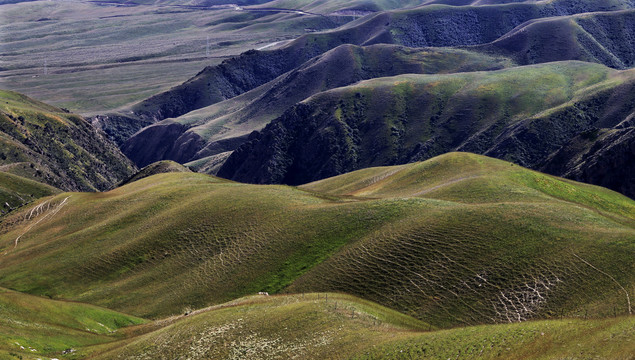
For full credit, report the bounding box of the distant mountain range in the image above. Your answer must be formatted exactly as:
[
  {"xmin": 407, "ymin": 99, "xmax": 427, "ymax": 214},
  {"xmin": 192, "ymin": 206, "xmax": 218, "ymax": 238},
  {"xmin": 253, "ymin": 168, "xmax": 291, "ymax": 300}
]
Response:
[{"xmin": 96, "ymin": 0, "xmax": 635, "ymax": 198}]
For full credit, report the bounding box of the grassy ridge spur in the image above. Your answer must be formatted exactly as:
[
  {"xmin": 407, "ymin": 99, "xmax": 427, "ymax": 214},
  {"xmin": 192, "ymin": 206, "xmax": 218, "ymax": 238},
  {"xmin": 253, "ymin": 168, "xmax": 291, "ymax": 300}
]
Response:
[{"xmin": 0, "ymin": 153, "xmax": 632, "ymax": 329}]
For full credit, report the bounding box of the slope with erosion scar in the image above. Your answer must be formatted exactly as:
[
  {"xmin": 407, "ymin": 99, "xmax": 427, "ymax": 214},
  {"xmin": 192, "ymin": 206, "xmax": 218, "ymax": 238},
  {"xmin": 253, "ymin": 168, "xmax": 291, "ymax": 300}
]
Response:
[
  {"xmin": 0, "ymin": 172, "xmax": 60, "ymax": 215},
  {"xmin": 0, "ymin": 153, "xmax": 632, "ymax": 329}
]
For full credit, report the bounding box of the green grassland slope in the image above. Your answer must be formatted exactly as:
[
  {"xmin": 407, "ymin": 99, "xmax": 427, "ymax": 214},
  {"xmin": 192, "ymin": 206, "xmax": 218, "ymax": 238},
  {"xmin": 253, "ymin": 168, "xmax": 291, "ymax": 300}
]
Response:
[
  {"xmin": 93, "ymin": 294, "xmax": 635, "ymax": 360},
  {"xmin": 0, "ymin": 172, "xmax": 59, "ymax": 215},
  {"xmin": 217, "ymin": 61, "xmax": 635, "ymax": 198},
  {"xmin": 0, "ymin": 153, "xmax": 632, "ymax": 330},
  {"xmin": 3, "ymin": 291, "xmax": 631, "ymax": 359},
  {"xmin": 0, "ymin": 286, "xmax": 145, "ymax": 359},
  {"xmin": 123, "ymin": 44, "xmax": 513, "ymax": 167},
  {"xmin": 0, "ymin": 90, "xmax": 135, "ymax": 192}
]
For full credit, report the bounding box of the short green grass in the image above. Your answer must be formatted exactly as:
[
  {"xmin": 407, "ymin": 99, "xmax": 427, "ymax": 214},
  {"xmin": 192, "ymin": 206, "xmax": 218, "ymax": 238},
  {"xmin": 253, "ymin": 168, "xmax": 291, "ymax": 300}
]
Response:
[
  {"xmin": 0, "ymin": 287, "xmax": 145, "ymax": 359},
  {"xmin": 0, "ymin": 153, "xmax": 632, "ymax": 330},
  {"xmin": 93, "ymin": 293, "xmax": 635, "ymax": 360},
  {"xmin": 0, "ymin": 172, "xmax": 60, "ymax": 214},
  {"xmin": 119, "ymin": 160, "xmax": 191, "ymax": 186}
]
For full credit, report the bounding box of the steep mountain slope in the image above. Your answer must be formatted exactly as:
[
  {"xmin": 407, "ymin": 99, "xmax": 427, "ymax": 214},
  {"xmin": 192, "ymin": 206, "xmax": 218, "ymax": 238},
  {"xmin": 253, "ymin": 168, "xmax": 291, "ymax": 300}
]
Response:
[
  {"xmin": 0, "ymin": 153, "xmax": 632, "ymax": 328},
  {"xmin": 0, "ymin": 91, "xmax": 136, "ymax": 192},
  {"xmin": 541, "ymin": 125, "xmax": 635, "ymax": 199},
  {"xmin": 123, "ymin": 44, "xmax": 513, "ymax": 167},
  {"xmin": 94, "ymin": 294, "xmax": 635, "ymax": 360},
  {"xmin": 0, "ymin": 287, "xmax": 145, "ymax": 359},
  {"xmin": 217, "ymin": 62, "xmax": 635, "ymax": 198},
  {"xmin": 100, "ymin": 0, "xmax": 634, "ymax": 143},
  {"xmin": 475, "ymin": 10, "xmax": 635, "ymax": 69}
]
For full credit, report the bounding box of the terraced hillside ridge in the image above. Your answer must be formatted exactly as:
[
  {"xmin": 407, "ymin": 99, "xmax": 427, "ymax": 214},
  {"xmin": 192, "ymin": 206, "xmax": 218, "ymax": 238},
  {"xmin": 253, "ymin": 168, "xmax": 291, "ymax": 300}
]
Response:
[
  {"xmin": 217, "ymin": 61, "xmax": 635, "ymax": 198},
  {"xmin": 0, "ymin": 153, "xmax": 632, "ymax": 329},
  {"xmin": 92, "ymin": 294, "xmax": 635, "ymax": 360},
  {"xmin": 101, "ymin": 0, "xmax": 635, "ymax": 144},
  {"xmin": 0, "ymin": 90, "xmax": 136, "ymax": 192},
  {"xmin": 475, "ymin": 10, "xmax": 635, "ymax": 69},
  {"xmin": 0, "ymin": 172, "xmax": 59, "ymax": 215},
  {"xmin": 0, "ymin": 286, "xmax": 145, "ymax": 359},
  {"xmin": 119, "ymin": 160, "xmax": 192, "ymax": 186},
  {"xmin": 123, "ymin": 44, "xmax": 514, "ymax": 167}
]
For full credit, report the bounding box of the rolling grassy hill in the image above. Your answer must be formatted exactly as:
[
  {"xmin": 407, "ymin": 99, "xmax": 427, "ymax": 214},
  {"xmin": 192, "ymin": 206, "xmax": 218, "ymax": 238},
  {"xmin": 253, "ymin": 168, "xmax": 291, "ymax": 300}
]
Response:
[
  {"xmin": 123, "ymin": 44, "xmax": 513, "ymax": 167},
  {"xmin": 0, "ymin": 286, "xmax": 145, "ymax": 359},
  {"xmin": 0, "ymin": 172, "xmax": 59, "ymax": 215},
  {"xmin": 92, "ymin": 294, "xmax": 635, "ymax": 360},
  {"xmin": 0, "ymin": 90, "xmax": 135, "ymax": 192},
  {"xmin": 0, "ymin": 153, "xmax": 632, "ymax": 330},
  {"xmin": 3, "ymin": 291, "xmax": 631, "ymax": 359},
  {"xmin": 217, "ymin": 61, "xmax": 635, "ymax": 198}
]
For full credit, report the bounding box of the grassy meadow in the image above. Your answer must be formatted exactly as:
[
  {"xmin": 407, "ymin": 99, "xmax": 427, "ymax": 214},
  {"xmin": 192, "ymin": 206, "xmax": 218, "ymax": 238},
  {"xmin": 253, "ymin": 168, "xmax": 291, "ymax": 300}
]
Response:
[
  {"xmin": 0, "ymin": 153, "xmax": 631, "ymax": 327},
  {"xmin": 0, "ymin": 287, "xmax": 145, "ymax": 359}
]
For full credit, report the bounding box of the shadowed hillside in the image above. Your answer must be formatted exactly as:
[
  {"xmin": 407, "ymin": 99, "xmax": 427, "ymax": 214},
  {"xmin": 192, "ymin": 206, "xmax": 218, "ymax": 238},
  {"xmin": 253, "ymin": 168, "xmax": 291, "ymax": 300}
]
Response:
[
  {"xmin": 100, "ymin": 0, "xmax": 634, "ymax": 144},
  {"xmin": 217, "ymin": 62, "xmax": 635, "ymax": 198},
  {"xmin": 0, "ymin": 153, "xmax": 632, "ymax": 329},
  {"xmin": 0, "ymin": 91, "xmax": 136, "ymax": 192},
  {"xmin": 475, "ymin": 10, "xmax": 635, "ymax": 69},
  {"xmin": 123, "ymin": 44, "xmax": 513, "ymax": 167},
  {"xmin": 541, "ymin": 125, "xmax": 635, "ymax": 199}
]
